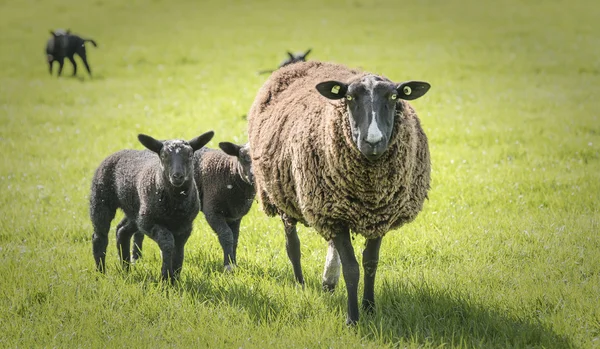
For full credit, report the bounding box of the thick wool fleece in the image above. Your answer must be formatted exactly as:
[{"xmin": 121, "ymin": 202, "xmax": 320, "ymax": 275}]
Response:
[{"xmin": 247, "ymin": 61, "xmax": 430, "ymax": 240}]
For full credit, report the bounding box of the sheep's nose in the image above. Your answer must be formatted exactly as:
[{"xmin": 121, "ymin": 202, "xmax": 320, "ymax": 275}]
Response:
[
  {"xmin": 172, "ymin": 172, "xmax": 184, "ymax": 180},
  {"xmin": 363, "ymin": 138, "xmax": 383, "ymax": 147}
]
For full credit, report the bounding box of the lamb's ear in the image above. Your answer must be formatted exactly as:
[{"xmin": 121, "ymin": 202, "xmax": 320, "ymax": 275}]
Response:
[
  {"xmin": 189, "ymin": 130, "xmax": 214, "ymax": 151},
  {"xmin": 287, "ymin": 51, "xmax": 295, "ymax": 60},
  {"xmin": 302, "ymin": 48, "xmax": 312, "ymax": 59},
  {"xmin": 316, "ymin": 81, "xmax": 348, "ymax": 100},
  {"xmin": 138, "ymin": 134, "xmax": 163, "ymax": 154},
  {"xmin": 219, "ymin": 142, "xmax": 241, "ymax": 157},
  {"xmin": 50, "ymin": 30, "xmax": 56, "ymax": 37},
  {"xmin": 396, "ymin": 81, "xmax": 431, "ymax": 100},
  {"xmin": 66, "ymin": 28, "xmax": 71, "ymax": 35}
]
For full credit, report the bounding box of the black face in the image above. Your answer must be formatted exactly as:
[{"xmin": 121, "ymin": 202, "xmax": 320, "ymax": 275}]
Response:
[
  {"xmin": 316, "ymin": 76, "xmax": 431, "ymax": 162},
  {"xmin": 159, "ymin": 140, "xmax": 195, "ymax": 187},
  {"xmin": 219, "ymin": 142, "xmax": 254, "ymax": 185},
  {"xmin": 138, "ymin": 131, "xmax": 214, "ymax": 188}
]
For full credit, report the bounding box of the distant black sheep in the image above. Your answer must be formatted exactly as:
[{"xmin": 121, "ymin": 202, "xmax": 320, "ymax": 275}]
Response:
[
  {"xmin": 46, "ymin": 29, "xmax": 97, "ymax": 77},
  {"xmin": 89, "ymin": 131, "xmax": 214, "ymax": 282},
  {"xmin": 258, "ymin": 48, "xmax": 312, "ymax": 75},
  {"xmin": 131, "ymin": 142, "xmax": 255, "ymax": 272}
]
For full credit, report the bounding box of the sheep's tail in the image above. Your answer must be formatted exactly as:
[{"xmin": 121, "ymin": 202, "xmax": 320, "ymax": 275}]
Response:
[
  {"xmin": 257, "ymin": 69, "xmax": 274, "ymax": 75},
  {"xmin": 84, "ymin": 39, "xmax": 98, "ymax": 48}
]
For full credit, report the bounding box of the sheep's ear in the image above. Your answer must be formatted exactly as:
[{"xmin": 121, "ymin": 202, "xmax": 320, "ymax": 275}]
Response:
[
  {"xmin": 286, "ymin": 51, "xmax": 295, "ymax": 60},
  {"xmin": 50, "ymin": 30, "xmax": 56, "ymax": 37},
  {"xmin": 219, "ymin": 142, "xmax": 241, "ymax": 157},
  {"xmin": 302, "ymin": 48, "xmax": 311, "ymax": 59},
  {"xmin": 66, "ymin": 28, "xmax": 71, "ymax": 34},
  {"xmin": 138, "ymin": 134, "xmax": 163, "ymax": 154},
  {"xmin": 396, "ymin": 81, "xmax": 431, "ymax": 100},
  {"xmin": 316, "ymin": 81, "xmax": 348, "ymax": 100},
  {"xmin": 189, "ymin": 130, "xmax": 214, "ymax": 151}
]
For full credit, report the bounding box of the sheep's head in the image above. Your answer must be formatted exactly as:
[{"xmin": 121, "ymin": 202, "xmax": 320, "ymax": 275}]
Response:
[
  {"xmin": 316, "ymin": 75, "xmax": 430, "ymax": 162},
  {"xmin": 49, "ymin": 29, "xmax": 70, "ymax": 51},
  {"xmin": 279, "ymin": 49, "xmax": 312, "ymax": 68},
  {"xmin": 219, "ymin": 142, "xmax": 254, "ymax": 185},
  {"xmin": 138, "ymin": 131, "xmax": 214, "ymax": 187}
]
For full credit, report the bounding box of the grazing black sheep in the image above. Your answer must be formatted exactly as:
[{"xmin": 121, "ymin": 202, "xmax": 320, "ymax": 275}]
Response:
[
  {"xmin": 257, "ymin": 48, "xmax": 312, "ymax": 75},
  {"xmin": 90, "ymin": 131, "xmax": 214, "ymax": 282},
  {"xmin": 46, "ymin": 29, "xmax": 97, "ymax": 77},
  {"xmin": 131, "ymin": 142, "xmax": 255, "ymax": 272}
]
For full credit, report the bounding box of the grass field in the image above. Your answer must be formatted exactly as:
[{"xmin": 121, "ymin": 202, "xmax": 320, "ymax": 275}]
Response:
[{"xmin": 1, "ymin": 0, "xmax": 599, "ymax": 347}]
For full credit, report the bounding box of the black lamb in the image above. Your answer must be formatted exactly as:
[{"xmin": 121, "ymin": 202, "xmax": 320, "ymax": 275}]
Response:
[{"xmin": 89, "ymin": 131, "xmax": 214, "ymax": 282}]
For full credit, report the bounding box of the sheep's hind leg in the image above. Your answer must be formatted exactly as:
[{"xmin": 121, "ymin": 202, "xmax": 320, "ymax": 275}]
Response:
[
  {"xmin": 331, "ymin": 228, "xmax": 360, "ymax": 325},
  {"xmin": 131, "ymin": 232, "xmax": 145, "ymax": 262},
  {"xmin": 116, "ymin": 218, "xmax": 137, "ymax": 271},
  {"xmin": 322, "ymin": 240, "xmax": 341, "ymax": 292},
  {"xmin": 281, "ymin": 213, "xmax": 304, "ymax": 286},
  {"xmin": 362, "ymin": 237, "xmax": 382, "ymax": 313},
  {"xmin": 90, "ymin": 205, "xmax": 116, "ymax": 274}
]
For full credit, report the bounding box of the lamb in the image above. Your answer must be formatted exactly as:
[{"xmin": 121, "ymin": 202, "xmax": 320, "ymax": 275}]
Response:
[
  {"xmin": 247, "ymin": 61, "xmax": 431, "ymax": 324},
  {"xmin": 46, "ymin": 29, "xmax": 98, "ymax": 77},
  {"xmin": 89, "ymin": 131, "xmax": 214, "ymax": 282},
  {"xmin": 130, "ymin": 141, "xmax": 255, "ymax": 272},
  {"xmin": 257, "ymin": 48, "xmax": 312, "ymax": 75}
]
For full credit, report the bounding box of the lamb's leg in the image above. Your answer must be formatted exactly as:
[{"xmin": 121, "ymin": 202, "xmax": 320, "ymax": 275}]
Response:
[
  {"xmin": 228, "ymin": 219, "xmax": 241, "ymax": 266},
  {"xmin": 362, "ymin": 237, "xmax": 382, "ymax": 313},
  {"xmin": 172, "ymin": 230, "xmax": 191, "ymax": 280},
  {"xmin": 57, "ymin": 58, "xmax": 64, "ymax": 76},
  {"xmin": 76, "ymin": 47, "xmax": 92, "ymax": 77},
  {"xmin": 141, "ymin": 222, "xmax": 175, "ymax": 282},
  {"xmin": 322, "ymin": 239, "xmax": 341, "ymax": 292},
  {"xmin": 68, "ymin": 55, "xmax": 77, "ymax": 76},
  {"xmin": 131, "ymin": 232, "xmax": 145, "ymax": 262},
  {"xmin": 331, "ymin": 228, "xmax": 360, "ymax": 325},
  {"xmin": 205, "ymin": 212, "xmax": 235, "ymax": 271},
  {"xmin": 281, "ymin": 213, "xmax": 304, "ymax": 286},
  {"xmin": 90, "ymin": 204, "xmax": 116, "ymax": 274},
  {"xmin": 116, "ymin": 218, "xmax": 137, "ymax": 271},
  {"xmin": 48, "ymin": 60, "xmax": 53, "ymax": 75}
]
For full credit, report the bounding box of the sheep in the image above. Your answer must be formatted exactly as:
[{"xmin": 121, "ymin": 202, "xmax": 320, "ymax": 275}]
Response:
[
  {"xmin": 257, "ymin": 48, "xmax": 312, "ymax": 75},
  {"xmin": 46, "ymin": 29, "xmax": 97, "ymax": 77},
  {"xmin": 247, "ymin": 61, "xmax": 431, "ymax": 324},
  {"xmin": 89, "ymin": 131, "xmax": 214, "ymax": 282},
  {"xmin": 129, "ymin": 141, "xmax": 255, "ymax": 272}
]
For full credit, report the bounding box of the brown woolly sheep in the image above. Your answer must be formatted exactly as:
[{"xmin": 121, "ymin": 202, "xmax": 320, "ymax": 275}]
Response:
[{"xmin": 247, "ymin": 61, "xmax": 431, "ymax": 325}]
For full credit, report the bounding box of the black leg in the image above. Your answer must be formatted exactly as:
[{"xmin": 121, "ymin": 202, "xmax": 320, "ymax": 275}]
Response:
[
  {"xmin": 132, "ymin": 232, "xmax": 144, "ymax": 262},
  {"xmin": 362, "ymin": 237, "xmax": 382, "ymax": 313},
  {"xmin": 57, "ymin": 58, "xmax": 64, "ymax": 76},
  {"xmin": 140, "ymin": 221, "xmax": 175, "ymax": 283},
  {"xmin": 228, "ymin": 219, "xmax": 242, "ymax": 265},
  {"xmin": 68, "ymin": 55, "xmax": 77, "ymax": 76},
  {"xmin": 90, "ymin": 205, "xmax": 116, "ymax": 274},
  {"xmin": 116, "ymin": 218, "xmax": 137, "ymax": 270},
  {"xmin": 48, "ymin": 61, "xmax": 53, "ymax": 75},
  {"xmin": 331, "ymin": 228, "xmax": 360, "ymax": 325},
  {"xmin": 282, "ymin": 213, "xmax": 304, "ymax": 285},
  {"xmin": 77, "ymin": 48, "xmax": 92, "ymax": 77},
  {"xmin": 172, "ymin": 231, "xmax": 191, "ymax": 280},
  {"xmin": 205, "ymin": 212, "xmax": 235, "ymax": 270}
]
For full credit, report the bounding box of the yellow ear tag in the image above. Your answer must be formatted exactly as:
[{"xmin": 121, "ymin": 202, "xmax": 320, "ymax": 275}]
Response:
[
  {"xmin": 403, "ymin": 86, "xmax": 412, "ymax": 95},
  {"xmin": 331, "ymin": 85, "xmax": 340, "ymax": 94}
]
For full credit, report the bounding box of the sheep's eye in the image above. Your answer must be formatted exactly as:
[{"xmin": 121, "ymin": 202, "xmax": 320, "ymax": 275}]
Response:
[
  {"xmin": 346, "ymin": 95, "xmax": 353, "ymax": 101},
  {"xmin": 390, "ymin": 94, "xmax": 397, "ymax": 100}
]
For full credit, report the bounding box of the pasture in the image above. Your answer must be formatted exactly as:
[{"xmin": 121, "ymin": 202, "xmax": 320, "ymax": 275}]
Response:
[{"xmin": 0, "ymin": 0, "xmax": 599, "ymax": 347}]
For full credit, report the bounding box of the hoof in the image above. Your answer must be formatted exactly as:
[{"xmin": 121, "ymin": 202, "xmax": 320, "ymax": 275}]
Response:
[
  {"xmin": 322, "ymin": 282, "xmax": 336, "ymax": 293},
  {"xmin": 223, "ymin": 264, "xmax": 236, "ymax": 273}
]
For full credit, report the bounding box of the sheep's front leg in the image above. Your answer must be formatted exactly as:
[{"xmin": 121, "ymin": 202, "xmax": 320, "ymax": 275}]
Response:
[
  {"xmin": 172, "ymin": 230, "xmax": 191, "ymax": 280},
  {"xmin": 205, "ymin": 211, "xmax": 235, "ymax": 271},
  {"xmin": 228, "ymin": 219, "xmax": 242, "ymax": 265},
  {"xmin": 362, "ymin": 237, "xmax": 382, "ymax": 313},
  {"xmin": 140, "ymin": 220, "xmax": 175, "ymax": 282},
  {"xmin": 331, "ymin": 228, "xmax": 360, "ymax": 325},
  {"xmin": 281, "ymin": 213, "xmax": 304, "ymax": 286}
]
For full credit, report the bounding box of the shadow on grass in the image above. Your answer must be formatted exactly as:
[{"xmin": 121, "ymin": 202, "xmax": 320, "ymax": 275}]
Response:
[{"xmin": 357, "ymin": 279, "xmax": 574, "ymax": 348}]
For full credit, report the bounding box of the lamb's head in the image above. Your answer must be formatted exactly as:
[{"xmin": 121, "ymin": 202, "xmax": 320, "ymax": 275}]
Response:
[
  {"xmin": 49, "ymin": 29, "xmax": 70, "ymax": 51},
  {"xmin": 138, "ymin": 131, "xmax": 214, "ymax": 187},
  {"xmin": 316, "ymin": 75, "xmax": 430, "ymax": 162},
  {"xmin": 279, "ymin": 49, "xmax": 312, "ymax": 68},
  {"xmin": 219, "ymin": 142, "xmax": 254, "ymax": 185}
]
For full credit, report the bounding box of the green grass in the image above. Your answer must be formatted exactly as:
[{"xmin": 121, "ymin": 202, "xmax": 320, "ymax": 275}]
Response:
[{"xmin": 1, "ymin": 0, "xmax": 599, "ymax": 347}]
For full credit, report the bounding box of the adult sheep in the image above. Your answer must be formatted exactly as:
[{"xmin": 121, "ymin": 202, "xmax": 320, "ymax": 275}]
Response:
[{"xmin": 247, "ymin": 61, "xmax": 431, "ymax": 324}]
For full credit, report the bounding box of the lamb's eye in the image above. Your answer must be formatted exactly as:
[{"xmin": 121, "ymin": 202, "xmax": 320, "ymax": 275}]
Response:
[
  {"xmin": 346, "ymin": 95, "xmax": 353, "ymax": 101},
  {"xmin": 390, "ymin": 94, "xmax": 397, "ymax": 100}
]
